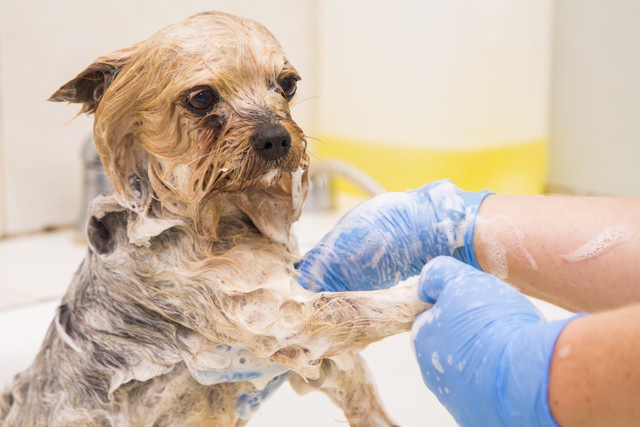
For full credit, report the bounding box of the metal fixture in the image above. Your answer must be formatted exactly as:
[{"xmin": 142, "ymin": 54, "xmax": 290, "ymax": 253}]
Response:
[
  {"xmin": 304, "ymin": 159, "xmax": 386, "ymax": 211},
  {"xmin": 78, "ymin": 136, "xmax": 113, "ymax": 232}
]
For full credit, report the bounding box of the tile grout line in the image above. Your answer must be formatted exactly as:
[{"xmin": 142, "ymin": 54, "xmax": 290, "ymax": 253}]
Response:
[{"xmin": 0, "ymin": 293, "xmax": 62, "ymax": 314}]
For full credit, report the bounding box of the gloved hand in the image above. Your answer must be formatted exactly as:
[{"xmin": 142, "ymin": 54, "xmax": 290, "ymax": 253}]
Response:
[
  {"xmin": 296, "ymin": 180, "xmax": 492, "ymax": 292},
  {"xmin": 413, "ymin": 256, "xmax": 582, "ymax": 427}
]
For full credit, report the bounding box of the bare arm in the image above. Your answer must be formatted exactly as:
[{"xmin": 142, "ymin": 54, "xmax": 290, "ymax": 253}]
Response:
[
  {"xmin": 474, "ymin": 194, "xmax": 640, "ymax": 312},
  {"xmin": 549, "ymin": 303, "xmax": 640, "ymax": 426}
]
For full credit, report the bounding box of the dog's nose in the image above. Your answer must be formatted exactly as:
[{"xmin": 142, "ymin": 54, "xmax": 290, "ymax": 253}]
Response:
[{"xmin": 250, "ymin": 123, "xmax": 291, "ymax": 160}]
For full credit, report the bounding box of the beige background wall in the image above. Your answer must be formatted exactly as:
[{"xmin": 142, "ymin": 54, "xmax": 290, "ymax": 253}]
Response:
[
  {"xmin": 316, "ymin": 0, "xmax": 552, "ymax": 150},
  {"xmin": 549, "ymin": 0, "xmax": 640, "ymax": 196}
]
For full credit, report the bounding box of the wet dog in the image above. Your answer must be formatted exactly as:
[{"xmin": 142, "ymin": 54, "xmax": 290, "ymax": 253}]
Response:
[{"xmin": 0, "ymin": 12, "xmax": 427, "ymax": 426}]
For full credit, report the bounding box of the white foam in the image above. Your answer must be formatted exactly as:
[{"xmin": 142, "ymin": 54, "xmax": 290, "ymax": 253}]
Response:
[
  {"xmin": 477, "ymin": 214, "xmax": 538, "ymax": 279},
  {"xmin": 411, "ymin": 306, "xmax": 439, "ymax": 343},
  {"xmin": 563, "ymin": 222, "xmax": 637, "ymax": 263},
  {"xmin": 429, "ymin": 180, "xmax": 465, "ymax": 213},
  {"xmin": 290, "ymin": 167, "xmax": 305, "ymax": 220},
  {"xmin": 367, "ymin": 244, "xmax": 388, "ymax": 270},
  {"xmin": 261, "ymin": 168, "xmax": 280, "ymax": 187},
  {"xmin": 435, "ymin": 218, "xmax": 460, "ymax": 252},
  {"xmin": 186, "ymin": 345, "xmax": 289, "ymax": 390},
  {"xmin": 429, "ymin": 181, "xmax": 473, "ymax": 254},
  {"xmin": 557, "ymin": 344, "xmax": 572, "ymax": 359},
  {"xmin": 484, "ymin": 239, "xmax": 509, "ymax": 279},
  {"xmin": 431, "ymin": 351, "xmax": 445, "ymax": 374}
]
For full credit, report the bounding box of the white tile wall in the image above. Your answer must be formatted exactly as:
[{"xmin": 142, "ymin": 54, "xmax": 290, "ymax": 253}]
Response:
[{"xmin": 0, "ymin": 229, "xmax": 85, "ymax": 305}]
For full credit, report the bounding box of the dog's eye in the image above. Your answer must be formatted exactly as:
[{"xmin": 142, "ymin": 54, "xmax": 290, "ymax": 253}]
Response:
[
  {"xmin": 278, "ymin": 76, "xmax": 298, "ymax": 101},
  {"xmin": 184, "ymin": 87, "xmax": 218, "ymax": 114}
]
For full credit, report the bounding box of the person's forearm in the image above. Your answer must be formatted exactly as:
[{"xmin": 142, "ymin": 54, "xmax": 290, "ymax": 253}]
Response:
[
  {"xmin": 548, "ymin": 304, "xmax": 640, "ymax": 426},
  {"xmin": 474, "ymin": 194, "xmax": 640, "ymax": 312}
]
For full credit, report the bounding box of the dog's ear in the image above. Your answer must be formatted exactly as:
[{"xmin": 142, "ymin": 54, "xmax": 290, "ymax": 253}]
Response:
[
  {"xmin": 48, "ymin": 62, "xmax": 122, "ymax": 114},
  {"xmin": 87, "ymin": 210, "xmax": 129, "ymax": 256},
  {"xmin": 48, "ymin": 45, "xmax": 137, "ymax": 114}
]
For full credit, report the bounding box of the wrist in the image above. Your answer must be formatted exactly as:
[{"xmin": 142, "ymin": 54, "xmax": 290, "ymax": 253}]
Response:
[
  {"xmin": 497, "ymin": 315, "xmax": 582, "ymax": 427},
  {"xmin": 449, "ymin": 189, "xmax": 493, "ymax": 269}
]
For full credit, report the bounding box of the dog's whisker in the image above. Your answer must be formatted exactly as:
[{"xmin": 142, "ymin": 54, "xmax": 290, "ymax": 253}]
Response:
[
  {"xmin": 303, "ymin": 134, "xmax": 324, "ymax": 145},
  {"xmin": 290, "ymin": 95, "xmax": 319, "ymax": 110}
]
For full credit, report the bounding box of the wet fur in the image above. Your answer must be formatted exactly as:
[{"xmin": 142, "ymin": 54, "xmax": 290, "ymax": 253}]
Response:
[{"xmin": 0, "ymin": 11, "xmax": 427, "ymax": 426}]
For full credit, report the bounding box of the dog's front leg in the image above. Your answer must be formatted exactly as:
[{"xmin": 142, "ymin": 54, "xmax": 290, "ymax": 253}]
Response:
[
  {"xmin": 288, "ymin": 355, "xmax": 398, "ymax": 427},
  {"xmin": 218, "ymin": 284, "xmax": 429, "ymax": 378}
]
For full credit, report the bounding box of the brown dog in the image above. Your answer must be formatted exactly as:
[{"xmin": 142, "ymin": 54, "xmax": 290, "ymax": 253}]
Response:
[{"xmin": 0, "ymin": 11, "xmax": 427, "ymax": 426}]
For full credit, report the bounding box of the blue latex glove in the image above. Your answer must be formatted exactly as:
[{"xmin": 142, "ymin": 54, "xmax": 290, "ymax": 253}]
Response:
[
  {"xmin": 297, "ymin": 180, "xmax": 492, "ymax": 291},
  {"xmin": 413, "ymin": 256, "xmax": 582, "ymax": 427}
]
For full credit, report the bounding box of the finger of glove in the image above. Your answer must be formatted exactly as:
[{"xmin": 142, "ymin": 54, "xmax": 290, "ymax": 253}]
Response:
[
  {"xmin": 414, "ymin": 256, "xmax": 479, "ymax": 304},
  {"xmin": 296, "ymin": 223, "xmax": 403, "ymax": 292},
  {"xmin": 415, "ymin": 256, "xmax": 541, "ymax": 321},
  {"xmin": 295, "ymin": 199, "xmax": 381, "ymax": 292}
]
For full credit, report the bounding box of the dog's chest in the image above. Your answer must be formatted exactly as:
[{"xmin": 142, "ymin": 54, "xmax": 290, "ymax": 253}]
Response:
[
  {"xmin": 182, "ymin": 237, "xmax": 299, "ymax": 384},
  {"xmin": 179, "ymin": 239, "xmax": 299, "ymax": 418}
]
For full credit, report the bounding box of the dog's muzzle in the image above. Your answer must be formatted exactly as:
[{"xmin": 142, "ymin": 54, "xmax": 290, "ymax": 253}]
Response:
[{"xmin": 250, "ymin": 123, "xmax": 291, "ymax": 160}]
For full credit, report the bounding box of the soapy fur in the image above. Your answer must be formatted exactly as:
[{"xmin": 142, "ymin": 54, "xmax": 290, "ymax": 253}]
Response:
[{"xmin": 0, "ymin": 11, "xmax": 427, "ymax": 426}]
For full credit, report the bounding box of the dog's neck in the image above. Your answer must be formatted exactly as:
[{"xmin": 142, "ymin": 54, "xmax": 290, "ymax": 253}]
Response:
[
  {"xmin": 227, "ymin": 166, "xmax": 307, "ymax": 252},
  {"xmin": 118, "ymin": 166, "xmax": 308, "ymax": 252},
  {"xmin": 167, "ymin": 167, "xmax": 307, "ymax": 252}
]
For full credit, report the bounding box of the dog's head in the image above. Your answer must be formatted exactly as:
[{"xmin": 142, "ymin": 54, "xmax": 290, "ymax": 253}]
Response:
[{"xmin": 51, "ymin": 11, "xmax": 309, "ymax": 243}]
